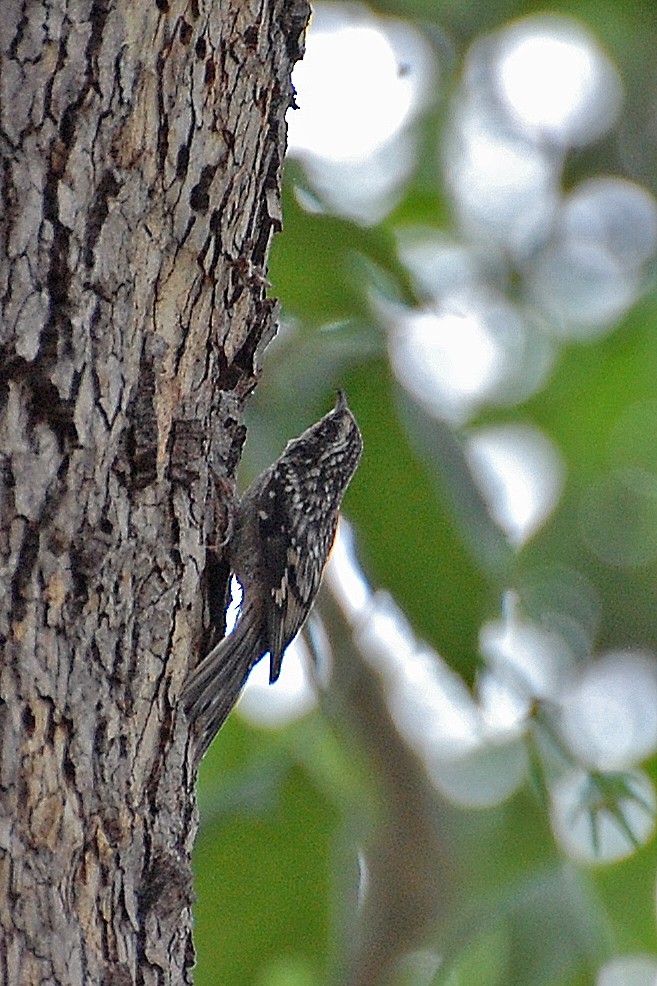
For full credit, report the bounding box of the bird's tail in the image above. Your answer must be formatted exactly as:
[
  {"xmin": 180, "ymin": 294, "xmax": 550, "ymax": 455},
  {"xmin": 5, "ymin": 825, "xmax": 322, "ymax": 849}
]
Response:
[{"xmin": 183, "ymin": 607, "xmax": 265, "ymax": 765}]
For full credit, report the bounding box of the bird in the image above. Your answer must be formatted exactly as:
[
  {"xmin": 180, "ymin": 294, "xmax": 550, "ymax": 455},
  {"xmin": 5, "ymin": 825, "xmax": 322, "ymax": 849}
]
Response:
[{"xmin": 183, "ymin": 390, "xmax": 363, "ymax": 763}]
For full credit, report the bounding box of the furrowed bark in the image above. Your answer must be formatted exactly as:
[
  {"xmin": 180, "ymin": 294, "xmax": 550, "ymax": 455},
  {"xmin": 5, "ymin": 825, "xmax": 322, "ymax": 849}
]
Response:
[{"xmin": 0, "ymin": 0, "xmax": 309, "ymax": 981}]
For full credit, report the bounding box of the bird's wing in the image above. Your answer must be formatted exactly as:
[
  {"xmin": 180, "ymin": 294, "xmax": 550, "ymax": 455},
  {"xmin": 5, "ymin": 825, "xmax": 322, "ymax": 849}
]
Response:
[{"xmin": 257, "ymin": 463, "xmax": 330, "ymax": 681}]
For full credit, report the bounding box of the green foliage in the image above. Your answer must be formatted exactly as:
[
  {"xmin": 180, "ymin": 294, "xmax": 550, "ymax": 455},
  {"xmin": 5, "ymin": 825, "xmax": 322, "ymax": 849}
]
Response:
[
  {"xmin": 194, "ymin": 720, "xmax": 338, "ymax": 985},
  {"xmin": 193, "ymin": 2, "xmax": 657, "ymax": 984}
]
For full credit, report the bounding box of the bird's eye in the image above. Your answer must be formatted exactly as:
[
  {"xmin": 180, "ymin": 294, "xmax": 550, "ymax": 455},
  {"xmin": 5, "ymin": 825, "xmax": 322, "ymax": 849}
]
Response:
[{"xmin": 322, "ymin": 419, "xmax": 340, "ymax": 443}]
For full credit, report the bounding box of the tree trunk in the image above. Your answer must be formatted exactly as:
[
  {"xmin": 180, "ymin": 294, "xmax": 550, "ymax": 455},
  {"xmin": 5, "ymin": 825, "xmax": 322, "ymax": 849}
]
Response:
[{"xmin": 0, "ymin": 0, "xmax": 309, "ymax": 981}]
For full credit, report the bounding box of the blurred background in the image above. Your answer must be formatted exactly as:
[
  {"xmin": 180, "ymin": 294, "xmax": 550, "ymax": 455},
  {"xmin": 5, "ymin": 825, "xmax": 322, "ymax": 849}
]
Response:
[{"xmin": 193, "ymin": 2, "xmax": 657, "ymax": 984}]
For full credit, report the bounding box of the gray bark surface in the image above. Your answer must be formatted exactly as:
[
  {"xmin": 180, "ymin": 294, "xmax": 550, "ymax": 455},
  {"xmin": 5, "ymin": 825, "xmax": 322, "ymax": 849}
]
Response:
[{"xmin": 0, "ymin": 0, "xmax": 309, "ymax": 981}]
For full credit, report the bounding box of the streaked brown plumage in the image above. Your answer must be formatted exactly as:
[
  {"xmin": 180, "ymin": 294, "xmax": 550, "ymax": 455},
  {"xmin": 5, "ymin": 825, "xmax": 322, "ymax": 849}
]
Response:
[{"xmin": 183, "ymin": 391, "xmax": 363, "ymax": 763}]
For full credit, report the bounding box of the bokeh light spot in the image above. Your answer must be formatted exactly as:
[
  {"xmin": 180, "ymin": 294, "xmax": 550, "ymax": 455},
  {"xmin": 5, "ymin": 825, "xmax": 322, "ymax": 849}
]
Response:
[
  {"xmin": 549, "ymin": 768, "xmax": 656, "ymax": 864},
  {"xmin": 597, "ymin": 954, "xmax": 657, "ymax": 986},
  {"xmin": 466, "ymin": 423, "xmax": 565, "ymax": 545},
  {"xmin": 494, "ymin": 16, "xmax": 622, "ymax": 145},
  {"xmin": 558, "ymin": 652, "xmax": 657, "ymax": 770}
]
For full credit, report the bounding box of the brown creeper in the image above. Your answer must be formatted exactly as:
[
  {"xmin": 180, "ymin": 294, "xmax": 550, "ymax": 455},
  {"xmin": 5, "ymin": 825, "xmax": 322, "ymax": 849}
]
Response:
[{"xmin": 183, "ymin": 391, "xmax": 363, "ymax": 763}]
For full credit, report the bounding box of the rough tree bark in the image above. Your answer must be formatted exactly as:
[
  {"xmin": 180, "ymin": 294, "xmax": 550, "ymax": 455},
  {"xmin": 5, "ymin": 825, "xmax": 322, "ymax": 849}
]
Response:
[{"xmin": 0, "ymin": 0, "xmax": 309, "ymax": 981}]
